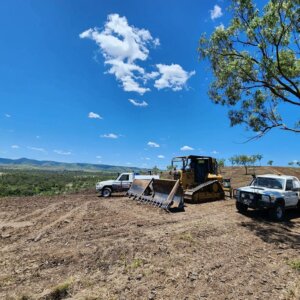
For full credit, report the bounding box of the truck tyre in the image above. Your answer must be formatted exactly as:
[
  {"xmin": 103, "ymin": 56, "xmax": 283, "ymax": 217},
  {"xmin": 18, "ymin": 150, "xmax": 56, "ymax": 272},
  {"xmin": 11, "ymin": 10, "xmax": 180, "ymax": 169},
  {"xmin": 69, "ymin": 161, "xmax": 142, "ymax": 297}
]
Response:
[
  {"xmin": 268, "ymin": 202, "xmax": 285, "ymax": 221},
  {"xmin": 236, "ymin": 201, "xmax": 248, "ymax": 214},
  {"xmin": 102, "ymin": 187, "xmax": 112, "ymax": 198}
]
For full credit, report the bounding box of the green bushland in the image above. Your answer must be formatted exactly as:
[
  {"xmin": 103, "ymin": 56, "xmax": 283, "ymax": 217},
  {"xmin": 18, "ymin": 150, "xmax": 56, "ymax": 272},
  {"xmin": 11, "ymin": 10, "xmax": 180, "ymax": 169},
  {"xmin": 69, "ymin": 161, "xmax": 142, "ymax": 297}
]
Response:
[{"xmin": 0, "ymin": 168, "xmax": 116, "ymax": 197}]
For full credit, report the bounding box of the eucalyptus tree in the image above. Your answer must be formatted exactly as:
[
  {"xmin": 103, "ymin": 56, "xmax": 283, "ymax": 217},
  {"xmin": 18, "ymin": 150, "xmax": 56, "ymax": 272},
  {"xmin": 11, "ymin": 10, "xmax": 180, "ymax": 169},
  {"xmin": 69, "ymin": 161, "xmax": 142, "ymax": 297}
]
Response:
[{"xmin": 199, "ymin": 0, "xmax": 300, "ymax": 138}]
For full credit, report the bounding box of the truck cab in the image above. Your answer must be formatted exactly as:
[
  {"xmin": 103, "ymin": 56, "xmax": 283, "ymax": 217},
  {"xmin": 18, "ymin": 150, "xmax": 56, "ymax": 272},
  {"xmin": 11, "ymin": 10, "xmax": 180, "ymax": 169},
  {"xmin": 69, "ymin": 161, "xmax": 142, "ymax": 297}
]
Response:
[
  {"xmin": 96, "ymin": 172, "xmax": 159, "ymax": 197},
  {"xmin": 96, "ymin": 173, "xmax": 133, "ymax": 197},
  {"xmin": 234, "ymin": 174, "xmax": 300, "ymax": 221}
]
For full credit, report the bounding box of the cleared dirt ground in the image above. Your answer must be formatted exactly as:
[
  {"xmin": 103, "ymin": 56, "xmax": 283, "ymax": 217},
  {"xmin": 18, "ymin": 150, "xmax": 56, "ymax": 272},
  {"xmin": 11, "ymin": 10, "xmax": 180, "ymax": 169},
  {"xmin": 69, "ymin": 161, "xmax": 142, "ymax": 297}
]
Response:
[{"xmin": 0, "ymin": 167, "xmax": 300, "ymax": 299}]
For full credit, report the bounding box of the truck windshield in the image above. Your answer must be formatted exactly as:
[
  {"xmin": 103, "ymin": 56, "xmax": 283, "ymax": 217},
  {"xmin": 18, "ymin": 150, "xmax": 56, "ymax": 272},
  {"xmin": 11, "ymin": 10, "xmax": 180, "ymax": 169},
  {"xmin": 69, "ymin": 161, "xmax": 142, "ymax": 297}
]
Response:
[{"xmin": 251, "ymin": 177, "xmax": 284, "ymax": 190}]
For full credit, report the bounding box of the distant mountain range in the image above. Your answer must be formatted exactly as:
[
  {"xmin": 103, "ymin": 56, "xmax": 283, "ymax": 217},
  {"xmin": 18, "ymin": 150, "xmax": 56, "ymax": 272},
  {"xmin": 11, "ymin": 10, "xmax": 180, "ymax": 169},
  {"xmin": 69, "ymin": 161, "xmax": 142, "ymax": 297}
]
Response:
[{"xmin": 0, "ymin": 157, "xmax": 144, "ymax": 172}]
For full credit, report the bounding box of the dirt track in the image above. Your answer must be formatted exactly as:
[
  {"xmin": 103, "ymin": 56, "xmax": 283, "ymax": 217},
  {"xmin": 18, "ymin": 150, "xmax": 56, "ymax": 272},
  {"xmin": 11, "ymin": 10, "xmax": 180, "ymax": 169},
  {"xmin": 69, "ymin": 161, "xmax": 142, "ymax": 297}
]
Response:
[{"xmin": 0, "ymin": 192, "xmax": 299, "ymax": 299}]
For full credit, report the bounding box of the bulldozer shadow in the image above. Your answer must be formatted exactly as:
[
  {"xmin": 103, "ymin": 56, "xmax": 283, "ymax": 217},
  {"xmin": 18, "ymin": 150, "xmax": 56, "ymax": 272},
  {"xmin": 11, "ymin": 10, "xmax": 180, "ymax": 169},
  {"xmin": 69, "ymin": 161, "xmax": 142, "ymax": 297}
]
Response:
[{"xmin": 184, "ymin": 197, "xmax": 229, "ymax": 206}]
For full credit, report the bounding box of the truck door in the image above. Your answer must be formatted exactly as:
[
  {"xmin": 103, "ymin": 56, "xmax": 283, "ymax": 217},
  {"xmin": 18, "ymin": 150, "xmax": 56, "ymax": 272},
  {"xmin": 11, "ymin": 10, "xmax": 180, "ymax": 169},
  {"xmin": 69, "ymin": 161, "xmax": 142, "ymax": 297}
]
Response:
[
  {"xmin": 292, "ymin": 179, "xmax": 300, "ymax": 206},
  {"xmin": 285, "ymin": 180, "xmax": 298, "ymax": 207},
  {"xmin": 118, "ymin": 174, "xmax": 131, "ymax": 192}
]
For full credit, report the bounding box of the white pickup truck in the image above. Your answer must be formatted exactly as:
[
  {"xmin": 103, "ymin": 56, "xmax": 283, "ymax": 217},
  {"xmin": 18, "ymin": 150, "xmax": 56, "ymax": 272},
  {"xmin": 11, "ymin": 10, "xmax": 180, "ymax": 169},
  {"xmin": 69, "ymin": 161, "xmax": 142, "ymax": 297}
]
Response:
[
  {"xmin": 96, "ymin": 172, "xmax": 159, "ymax": 197},
  {"xmin": 234, "ymin": 174, "xmax": 300, "ymax": 221}
]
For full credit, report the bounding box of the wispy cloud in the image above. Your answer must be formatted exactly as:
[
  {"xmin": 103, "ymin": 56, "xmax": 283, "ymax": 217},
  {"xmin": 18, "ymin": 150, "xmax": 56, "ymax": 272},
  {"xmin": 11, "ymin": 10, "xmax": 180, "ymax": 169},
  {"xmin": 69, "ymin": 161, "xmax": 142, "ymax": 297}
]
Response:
[
  {"xmin": 80, "ymin": 14, "xmax": 159, "ymax": 95},
  {"xmin": 147, "ymin": 141, "xmax": 160, "ymax": 148},
  {"xmin": 11, "ymin": 145, "xmax": 20, "ymax": 149},
  {"xmin": 128, "ymin": 99, "xmax": 148, "ymax": 107},
  {"xmin": 88, "ymin": 112, "xmax": 103, "ymax": 119},
  {"xmin": 157, "ymin": 155, "xmax": 165, "ymax": 159},
  {"xmin": 211, "ymin": 150, "xmax": 219, "ymax": 155},
  {"xmin": 210, "ymin": 5, "xmax": 223, "ymax": 20},
  {"xmin": 96, "ymin": 155, "xmax": 102, "ymax": 159},
  {"xmin": 101, "ymin": 133, "xmax": 119, "ymax": 139},
  {"xmin": 27, "ymin": 146, "xmax": 46, "ymax": 152},
  {"xmin": 5, "ymin": 114, "xmax": 11, "ymax": 118},
  {"xmin": 54, "ymin": 150, "xmax": 72, "ymax": 155},
  {"xmin": 154, "ymin": 64, "xmax": 195, "ymax": 91},
  {"xmin": 180, "ymin": 145, "xmax": 194, "ymax": 151}
]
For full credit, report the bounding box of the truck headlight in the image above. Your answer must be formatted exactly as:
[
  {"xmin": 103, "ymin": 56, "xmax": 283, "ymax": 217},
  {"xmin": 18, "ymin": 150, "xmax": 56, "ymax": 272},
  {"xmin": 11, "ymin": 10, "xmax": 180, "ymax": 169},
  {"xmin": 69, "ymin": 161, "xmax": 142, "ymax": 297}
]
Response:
[
  {"xmin": 262, "ymin": 195, "xmax": 270, "ymax": 201},
  {"xmin": 233, "ymin": 190, "xmax": 240, "ymax": 198}
]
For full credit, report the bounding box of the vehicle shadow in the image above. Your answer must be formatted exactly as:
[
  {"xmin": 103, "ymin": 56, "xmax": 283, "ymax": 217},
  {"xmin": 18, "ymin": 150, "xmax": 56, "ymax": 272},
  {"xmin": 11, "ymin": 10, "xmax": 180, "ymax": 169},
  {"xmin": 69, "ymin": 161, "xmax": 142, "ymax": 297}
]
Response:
[
  {"xmin": 97, "ymin": 193, "xmax": 126, "ymax": 198},
  {"xmin": 238, "ymin": 209, "xmax": 300, "ymax": 248}
]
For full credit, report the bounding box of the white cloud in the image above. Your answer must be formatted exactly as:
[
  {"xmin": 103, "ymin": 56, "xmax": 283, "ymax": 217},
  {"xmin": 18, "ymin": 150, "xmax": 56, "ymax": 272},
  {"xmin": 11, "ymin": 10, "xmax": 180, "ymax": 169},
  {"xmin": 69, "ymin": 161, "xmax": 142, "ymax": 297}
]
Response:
[
  {"xmin": 147, "ymin": 141, "xmax": 160, "ymax": 148},
  {"xmin": 5, "ymin": 114, "xmax": 11, "ymax": 118},
  {"xmin": 11, "ymin": 145, "xmax": 20, "ymax": 149},
  {"xmin": 180, "ymin": 145, "xmax": 194, "ymax": 151},
  {"xmin": 154, "ymin": 64, "xmax": 195, "ymax": 91},
  {"xmin": 54, "ymin": 150, "xmax": 72, "ymax": 155},
  {"xmin": 101, "ymin": 133, "xmax": 119, "ymax": 139},
  {"xmin": 129, "ymin": 98, "xmax": 148, "ymax": 107},
  {"xmin": 27, "ymin": 146, "xmax": 46, "ymax": 152},
  {"xmin": 215, "ymin": 23, "xmax": 225, "ymax": 30},
  {"xmin": 210, "ymin": 5, "xmax": 223, "ymax": 20},
  {"xmin": 96, "ymin": 155, "xmax": 102, "ymax": 159},
  {"xmin": 211, "ymin": 150, "xmax": 219, "ymax": 155},
  {"xmin": 88, "ymin": 112, "xmax": 103, "ymax": 119},
  {"xmin": 157, "ymin": 155, "xmax": 165, "ymax": 159},
  {"xmin": 145, "ymin": 157, "xmax": 151, "ymax": 160},
  {"xmin": 80, "ymin": 14, "xmax": 159, "ymax": 95}
]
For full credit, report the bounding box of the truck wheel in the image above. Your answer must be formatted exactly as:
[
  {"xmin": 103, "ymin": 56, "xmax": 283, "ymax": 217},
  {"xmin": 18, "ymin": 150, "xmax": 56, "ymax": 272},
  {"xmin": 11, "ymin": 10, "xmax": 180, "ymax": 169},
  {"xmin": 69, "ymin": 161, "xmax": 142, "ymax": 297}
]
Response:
[
  {"xmin": 269, "ymin": 203, "xmax": 285, "ymax": 221},
  {"xmin": 102, "ymin": 187, "xmax": 112, "ymax": 198},
  {"xmin": 236, "ymin": 201, "xmax": 248, "ymax": 214}
]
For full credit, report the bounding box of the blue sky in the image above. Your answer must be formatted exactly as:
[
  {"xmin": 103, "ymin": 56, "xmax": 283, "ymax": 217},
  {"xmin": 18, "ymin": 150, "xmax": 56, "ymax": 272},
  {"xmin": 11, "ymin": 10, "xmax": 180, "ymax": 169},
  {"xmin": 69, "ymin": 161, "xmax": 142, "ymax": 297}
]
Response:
[{"xmin": 0, "ymin": 0, "xmax": 299, "ymax": 168}]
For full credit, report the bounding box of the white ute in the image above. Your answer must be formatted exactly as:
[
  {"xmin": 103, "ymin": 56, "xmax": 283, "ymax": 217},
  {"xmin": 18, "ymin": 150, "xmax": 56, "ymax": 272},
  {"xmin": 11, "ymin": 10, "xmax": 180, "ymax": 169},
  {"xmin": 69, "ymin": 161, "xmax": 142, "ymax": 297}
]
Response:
[
  {"xmin": 234, "ymin": 174, "xmax": 300, "ymax": 221},
  {"xmin": 96, "ymin": 172, "xmax": 159, "ymax": 197}
]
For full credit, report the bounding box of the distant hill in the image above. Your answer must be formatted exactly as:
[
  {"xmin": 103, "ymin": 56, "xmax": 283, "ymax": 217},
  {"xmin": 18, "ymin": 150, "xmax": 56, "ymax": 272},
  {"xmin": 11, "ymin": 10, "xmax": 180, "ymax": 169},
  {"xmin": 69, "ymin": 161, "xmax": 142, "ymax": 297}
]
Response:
[{"xmin": 0, "ymin": 157, "xmax": 144, "ymax": 173}]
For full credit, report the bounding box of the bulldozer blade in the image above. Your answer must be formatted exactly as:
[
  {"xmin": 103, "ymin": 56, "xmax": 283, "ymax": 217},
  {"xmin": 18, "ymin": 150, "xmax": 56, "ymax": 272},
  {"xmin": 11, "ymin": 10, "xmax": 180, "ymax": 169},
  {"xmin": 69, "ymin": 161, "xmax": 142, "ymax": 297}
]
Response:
[
  {"xmin": 127, "ymin": 179, "xmax": 183, "ymax": 211},
  {"xmin": 127, "ymin": 179, "xmax": 152, "ymax": 199},
  {"xmin": 147, "ymin": 179, "xmax": 183, "ymax": 211}
]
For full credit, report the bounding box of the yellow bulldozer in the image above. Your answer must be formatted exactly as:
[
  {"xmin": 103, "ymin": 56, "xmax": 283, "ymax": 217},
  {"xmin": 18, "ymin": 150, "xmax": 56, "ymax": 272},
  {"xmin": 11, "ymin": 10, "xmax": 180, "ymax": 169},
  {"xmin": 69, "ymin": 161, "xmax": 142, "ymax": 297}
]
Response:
[{"xmin": 127, "ymin": 155, "xmax": 231, "ymax": 211}]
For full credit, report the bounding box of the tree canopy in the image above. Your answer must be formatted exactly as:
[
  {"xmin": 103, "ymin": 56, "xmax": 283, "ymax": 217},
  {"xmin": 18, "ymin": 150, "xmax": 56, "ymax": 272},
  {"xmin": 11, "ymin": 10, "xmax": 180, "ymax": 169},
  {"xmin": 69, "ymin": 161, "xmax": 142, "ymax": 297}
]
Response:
[{"xmin": 199, "ymin": 0, "xmax": 300, "ymax": 138}]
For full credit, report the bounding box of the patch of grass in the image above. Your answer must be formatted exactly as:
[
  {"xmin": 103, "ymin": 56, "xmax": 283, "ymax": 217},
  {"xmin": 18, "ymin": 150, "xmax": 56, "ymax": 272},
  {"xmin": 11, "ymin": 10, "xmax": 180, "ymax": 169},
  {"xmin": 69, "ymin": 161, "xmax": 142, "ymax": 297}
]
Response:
[
  {"xmin": 288, "ymin": 259, "xmax": 300, "ymax": 271},
  {"xmin": 130, "ymin": 258, "xmax": 143, "ymax": 269},
  {"xmin": 19, "ymin": 296, "xmax": 31, "ymax": 300},
  {"xmin": 178, "ymin": 232, "xmax": 195, "ymax": 243},
  {"xmin": 119, "ymin": 256, "xmax": 144, "ymax": 272},
  {"xmin": 46, "ymin": 278, "xmax": 73, "ymax": 300}
]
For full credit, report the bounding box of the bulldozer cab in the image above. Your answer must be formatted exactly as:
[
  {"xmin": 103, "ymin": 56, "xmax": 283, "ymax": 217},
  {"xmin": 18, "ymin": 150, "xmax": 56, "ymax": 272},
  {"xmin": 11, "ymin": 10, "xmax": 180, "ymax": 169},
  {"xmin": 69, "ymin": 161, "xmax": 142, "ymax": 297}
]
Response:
[{"xmin": 171, "ymin": 156, "xmax": 219, "ymax": 189}]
